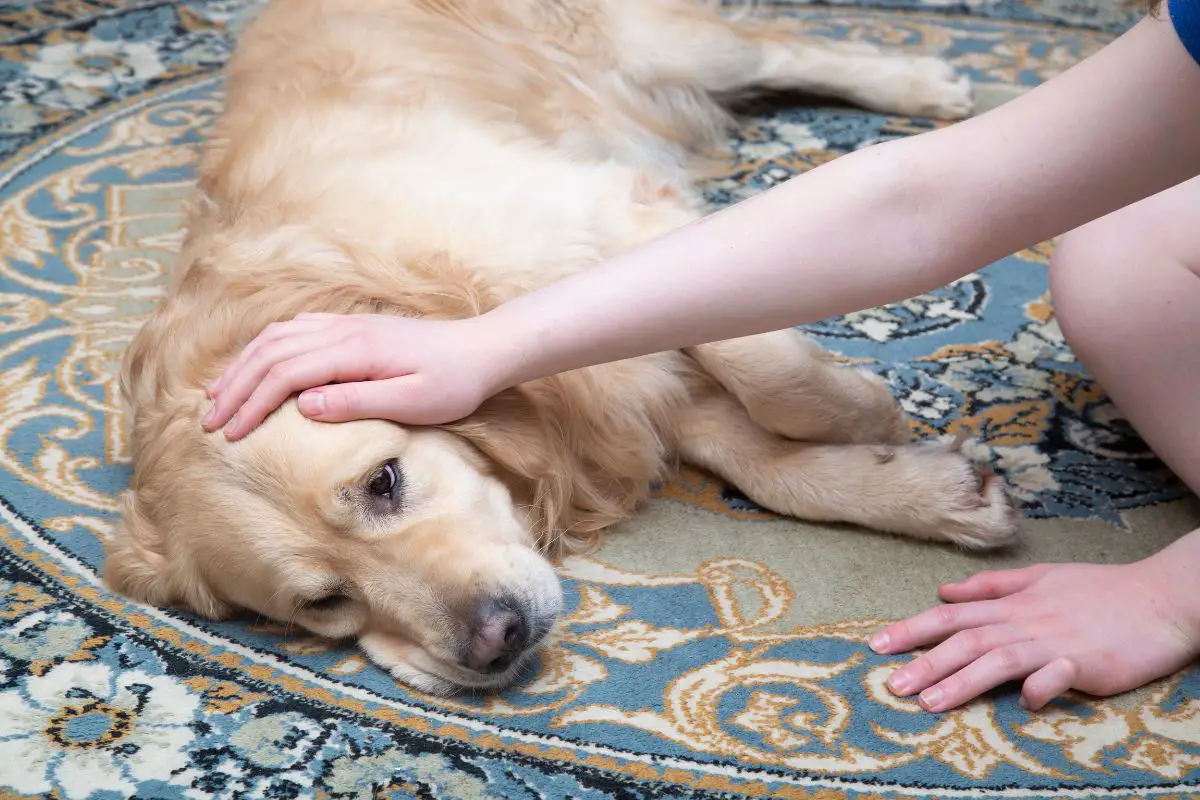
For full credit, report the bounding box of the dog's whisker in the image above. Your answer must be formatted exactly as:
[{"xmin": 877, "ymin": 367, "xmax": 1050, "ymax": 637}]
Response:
[
  {"xmin": 538, "ymin": 518, "xmax": 588, "ymax": 558},
  {"xmin": 280, "ymin": 600, "xmax": 305, "ymax": 638}
]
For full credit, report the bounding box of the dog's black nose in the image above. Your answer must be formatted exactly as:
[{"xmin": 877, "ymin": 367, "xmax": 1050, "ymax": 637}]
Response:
[{"xmin": 467, "ymin": 601, "xmax": 530, "ymax": 673}]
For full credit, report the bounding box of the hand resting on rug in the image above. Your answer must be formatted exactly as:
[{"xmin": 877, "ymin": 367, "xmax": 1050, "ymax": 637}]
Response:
[
  {"xmin": 204, "ymin": 1, "xmax": 1200, "ymax": 711},
  {"xmin": 869, "ymin": 533, "xmax": 1200, "ymax": 712}
]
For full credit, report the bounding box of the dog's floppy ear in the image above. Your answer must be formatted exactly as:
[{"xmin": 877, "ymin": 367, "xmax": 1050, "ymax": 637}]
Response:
[
  {"xmin": 442, "ymin": 379, "xmax": 650, "ymax": 557},
  {"xmin": 104, "ymin": 491, "xmax": 231, "ymax": 620},
  {"xmin": 444, "ymin": 387, "xmax": 558, "ymax": 478},
  {"xmin": 442, "ymin": 387, "xmax": 565, "ymax": 539}
]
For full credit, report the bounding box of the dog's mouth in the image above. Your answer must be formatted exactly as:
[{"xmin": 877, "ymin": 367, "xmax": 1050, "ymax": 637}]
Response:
[
  {"xmin": 357, "ymin": 582, "xmax": 564, "ymax": 696},
  {"xmin": 359, "ymin": 615, "xmax": 559, "ymax": 697}
]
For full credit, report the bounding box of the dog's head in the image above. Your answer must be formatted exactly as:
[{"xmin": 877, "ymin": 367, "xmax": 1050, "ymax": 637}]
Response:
[
  {"xmin": 105, "ymin": 239, "xmax": 677, "ymax": 693},
  {"xmin": 109, "ymin": 394, "xmax": 575, "ymax": 693}
]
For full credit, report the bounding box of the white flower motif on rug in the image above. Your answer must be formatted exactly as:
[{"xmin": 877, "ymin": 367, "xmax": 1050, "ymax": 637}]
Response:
[
  {"xmin": 0, "ymin": 662, "xmax": 200, "ymax": 799},
  {"xmin": 29, "ymin": 40, "xmax": 166, "ymax": 92}
]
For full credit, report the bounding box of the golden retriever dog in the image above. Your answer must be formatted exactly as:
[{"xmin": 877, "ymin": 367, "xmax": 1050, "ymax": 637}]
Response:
[{"xmin": 105, "ymin": 0, "xmax": 1019, "ymax": 695}]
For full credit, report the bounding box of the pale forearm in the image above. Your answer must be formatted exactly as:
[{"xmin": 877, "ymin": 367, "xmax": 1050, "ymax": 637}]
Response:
[
  {"xmin": 479, "ymin": 15, "xmax": 1200, "ymax": 391},
  {"xmin": 486, "ymin": 137, "xmax": 952, "ymax": 387}
]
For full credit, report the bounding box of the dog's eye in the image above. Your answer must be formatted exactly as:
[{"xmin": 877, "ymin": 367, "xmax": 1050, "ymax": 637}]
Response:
[
  {"xmin": 368, "ymin": 460, "xmax": 400, "ymax": 497},
  {"xmin": 303, "ymin": 593, "xmax": 350, "ymax": 612}
]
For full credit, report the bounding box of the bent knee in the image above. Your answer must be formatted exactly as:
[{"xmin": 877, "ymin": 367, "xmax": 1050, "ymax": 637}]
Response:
[
  {"xmin": 1050, "ymin": 212, "xmax": 1200, "ymax": 360},
  {"xmin": 1052, "ymin": 180, "xmax": 1200, "ymax": 297},
  {"xmin": 1049, "ymin": 221, "xmax": 1135, "ymax": 338}
]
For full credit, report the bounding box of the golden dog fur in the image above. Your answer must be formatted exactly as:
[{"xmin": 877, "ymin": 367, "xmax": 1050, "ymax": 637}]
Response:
[{"xmin": 105, "ymin": 0, "xmax": 1017, "ymax": 694}]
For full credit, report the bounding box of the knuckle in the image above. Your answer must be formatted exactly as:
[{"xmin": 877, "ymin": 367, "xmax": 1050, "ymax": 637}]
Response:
[
  {"xmin": 951, "ymin": 628, "xmax": 986, "ymax": 656},
  {"xmin": 332, "ymin": 384, "xmax": 359, "ymax": 413},
  {"xmin": 912, "ymin": 654, "xmax": 940, "ymax": 680},
  {"xmin": 888, "ymin": 620, "xmax": 914, "ymax": 643},
  {"xmin": 941, "ymin": 672, "xmax": 970, "ymax": 699},
  {"xmin": 932, "ymin": 604, "xmax": 960, "ymax": 628},
  {"xmin": 264, "ymin": 362, "xmax": 296, "ymax": 387},
  {"xmin": 992, "ymin": 644, "xmax": 1024, "ymax": 673},
  {"xmin": 257, "ymin": 341, "xmax": 287, "ymax": 365},
  {"xmin": 1020, "ymin": 675, "xmax": 1045, "ymax": 700},
  {"xmin": 263, "ymin": 321, "xmax": 288, "ymax": 339}
]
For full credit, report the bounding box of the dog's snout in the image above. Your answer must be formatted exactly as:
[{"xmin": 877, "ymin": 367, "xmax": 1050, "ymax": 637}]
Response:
[{"xmin": 467, "ymin": 600, "xmax": 530, "ymax": 674}]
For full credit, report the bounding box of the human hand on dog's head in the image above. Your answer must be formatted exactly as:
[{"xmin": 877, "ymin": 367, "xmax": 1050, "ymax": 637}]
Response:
[{"xmin": 203, "ymin": 312, "xmax": 518, "ymax": 440}]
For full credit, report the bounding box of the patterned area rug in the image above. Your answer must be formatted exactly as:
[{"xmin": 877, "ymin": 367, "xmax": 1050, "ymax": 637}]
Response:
[{"xmin": 1, "ymin": 0, "xmax": 1198, "ymax": 798}]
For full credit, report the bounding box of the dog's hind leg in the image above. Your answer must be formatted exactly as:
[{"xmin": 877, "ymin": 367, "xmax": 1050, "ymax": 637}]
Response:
[
  {"xmin": 675, "ymin": 380, "xmax": 1018, "ymax": 549},
  {"xmin": 605, "ymin": 0, "xmax": 973, "ymax": 119}
]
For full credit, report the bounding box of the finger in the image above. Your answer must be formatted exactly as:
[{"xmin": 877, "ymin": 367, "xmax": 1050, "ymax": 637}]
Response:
[
  {"xmin": 939, "ymin": 564, "xmax": 1054, "ymax": 603},
  {"xmin": 214, "ymin": 317, "xmax": 336, "ymax": 386},
  {"xmin": 204, "ymin": 332, "xmax": 341, "ymax": 431},
  {"xmin": 917, "ymin": 641, "xmax": 1047, "ymax": 713},
  {"xmin": 221, "ymin": 349, "xmax": 376, "ymax": 440},
  {"xmin": 298, "ymin": 376, "xmax": 427, "ymax": 424},
  {"xmin": 870, "ymin": 599, "xmax": 1008, "ymax": 654},
  {"xmin": 1020, "ymin": 657, "xmax": 1079, "ymax": 711},
  {"xmin": 208, "ymin": 317, "xmax": 338, "ymax": 397},
  {"xmin": 886, "ymin": 623, "xmax": 1027, "ymax": 697}
]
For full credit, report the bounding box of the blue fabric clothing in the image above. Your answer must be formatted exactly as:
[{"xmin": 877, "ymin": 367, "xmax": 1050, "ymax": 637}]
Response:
[{"xmin": 1171, "ymin": 0, "xmax": 1200, "ymax": 67}]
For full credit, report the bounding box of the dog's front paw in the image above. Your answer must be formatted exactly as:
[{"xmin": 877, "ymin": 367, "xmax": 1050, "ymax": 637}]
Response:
[
  {"xmin": 911, "ymin": 436, "xmax": 1020, "ymax": 549},
  {"xmin": 866, "ymin": 56, "xmax": 974, "ymax": 120},
  {"xmin": 906, "ymin": 57, "xmax": 973, "ymax": 119},
  {"xmin": 936, "ymin": 463, "xmax": 1021, "ymax": 550}
]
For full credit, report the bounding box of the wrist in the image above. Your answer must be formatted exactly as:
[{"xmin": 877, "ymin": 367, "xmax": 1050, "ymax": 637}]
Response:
[
  {"xmin": 1139, "ymin": 528, "xmax": 1200, "ymax": 652},
  {"xmin": 468, "ymin": 305, "xmax": 547, "ymax": 394}
]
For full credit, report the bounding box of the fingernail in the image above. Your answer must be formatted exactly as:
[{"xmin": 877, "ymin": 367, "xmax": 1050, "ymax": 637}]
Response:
[
  {"xmin": 869, "ymin": 632, "xmax": 890, "ymax": 653},
  {"xmin": 1019, "ymin": 695, "xmax": 1030, "ymax": 711},
  {"xmin": 887, "ymin": 672, "xmax": 912, "ymax": 695},
  {"xmin": 202, "ymin": 406, "xmax": 215, "ymax": 428},
  {"xmin": 919, "ymin": 687, "xmax": 943, "ymax": 710},
  {"xmin": 299, "ymin": 391, "xmax": 325, "ymax": 416},
  {"xmin": 223, "ymin": 415, "xmax": 238, "ymax": 437}
]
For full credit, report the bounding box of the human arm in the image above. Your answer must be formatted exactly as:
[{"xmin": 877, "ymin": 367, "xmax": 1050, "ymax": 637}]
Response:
[
  {"xmin": 486, "ymin": 12, "xmax": 1200, "ymax": 385},
  {"xmin": 205, "ymin": 11, "xmax": 1200, "ymax": 437}
]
